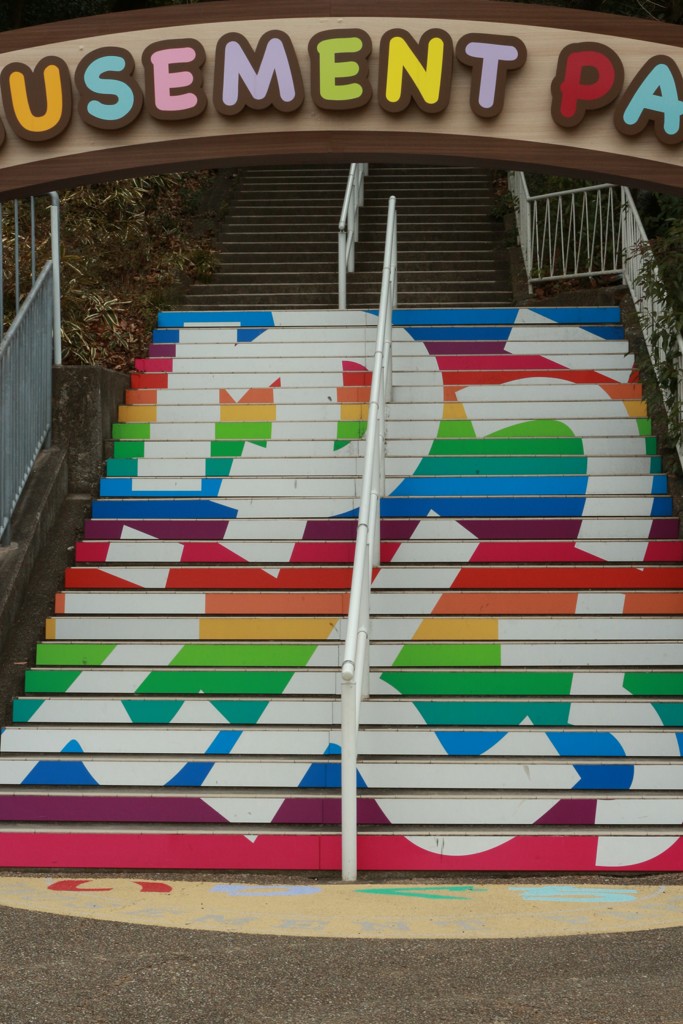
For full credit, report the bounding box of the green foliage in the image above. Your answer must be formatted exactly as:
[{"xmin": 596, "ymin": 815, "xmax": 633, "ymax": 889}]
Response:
[
  {"xmin": 504, "ymin": 0, "xmax": 682, "ymax": 23},
  {"xmin": 0, "ymin": 0, "xmax": 201, "ymax": 30},
  {"xmin": 1, "ymin": 172, "xmax": 219, "ymax": 369},
  {"xmin": 0, "ymin": 1, "xmax": 108, "ymax": 30},
  {"xmin": 632, "ymin": 228, "xmax": 683, "ymax": 443}
]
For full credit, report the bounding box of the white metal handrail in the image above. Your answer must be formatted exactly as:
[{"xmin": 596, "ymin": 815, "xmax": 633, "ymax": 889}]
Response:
[
  {"xmin": 338, "ymin": 163, "xmax": 368, "ymax": 310},
  {"xmin": 508, "ymin": 172, "xmax": 623, "ymax": 285},
  {"xmin": 340, "ymin": 195, "xmax": 397, "ymax": 882},
  {"xmin": 509, "ymin": 171, "xmax": 683, "ymax": 465}
]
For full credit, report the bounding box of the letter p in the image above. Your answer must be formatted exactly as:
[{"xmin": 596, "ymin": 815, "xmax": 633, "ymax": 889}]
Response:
[{"xmin": 551, "ymin": 44, "xmax": 624, "ymax": 128}]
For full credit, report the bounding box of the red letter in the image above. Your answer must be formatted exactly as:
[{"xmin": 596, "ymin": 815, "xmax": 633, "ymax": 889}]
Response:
[
  {"xmin": 48, "ymin": 879, "xmax": 113, "ymax": 892},
  {"xmin": 551, "ymin": 43, "xmax": 624, "ymax": 128}
]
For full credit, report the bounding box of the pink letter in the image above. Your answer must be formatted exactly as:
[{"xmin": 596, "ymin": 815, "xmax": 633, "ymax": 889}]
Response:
[{"xmin": 142, "ymin": 40, "xmax": 207, "ymax": 120}]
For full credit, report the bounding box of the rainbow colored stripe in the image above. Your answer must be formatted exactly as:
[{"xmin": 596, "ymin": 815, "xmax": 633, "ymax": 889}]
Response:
[{"xmin": 1, "ymin": 305, "xmax": 682, "ymax": 871}]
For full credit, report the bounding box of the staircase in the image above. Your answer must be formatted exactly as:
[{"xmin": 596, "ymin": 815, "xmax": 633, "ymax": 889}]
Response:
[
  {"xmin": 0, "ymin": 304, "xmax": 682, "ymax": 871},
  {"xmin": 182, "ymin": 165, "xmax": 512, "ymax": 310},
  {"xmin": 347, "ymin": 166, "xmax": 512, "ymax": 308}
]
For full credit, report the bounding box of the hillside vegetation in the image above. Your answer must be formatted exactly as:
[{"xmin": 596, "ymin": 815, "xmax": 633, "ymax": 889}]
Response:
[{"xmin": 2, "ymin": 171, "xmax": 223, "ymax": 370}]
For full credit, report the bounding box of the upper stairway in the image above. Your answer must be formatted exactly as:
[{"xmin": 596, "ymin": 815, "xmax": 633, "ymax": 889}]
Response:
[
  {"xmin": 182, "ymin": 165, "xmax": 512, "ymax": 310},
  {"xmin": 0, "ymin": 304, "xmax": 682, "ymax": 872}
]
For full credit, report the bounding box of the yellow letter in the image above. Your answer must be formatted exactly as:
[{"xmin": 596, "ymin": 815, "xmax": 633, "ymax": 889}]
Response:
[
  {"xmin": 380, "ymin": 30, "xmax": 452, "ymax": 113},
  {"xmin": 1, "ymin": 57, "xmax": 72, "ymax": 141}
]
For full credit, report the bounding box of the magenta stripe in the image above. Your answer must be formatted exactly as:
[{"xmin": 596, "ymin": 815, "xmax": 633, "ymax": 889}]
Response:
[
  {"xmin": 424, "ymin": 341, "xmax": 508, "ymax": 355},
  {"xmin": 650, "ymin": 518, "xmax": 680, "ymax": 539},
  {"xmin": 148, "ymin": 344, "xmax": 177, "ymax": 357},
  {"xmin": 84, "ymin": 520, "xmax": 229, "ymax": 541},
  {"xmin": 537, "ymin": 799, "xmax": 597, "ymax": 826},
  {"xmin": 0, "ymin": 794, "xmax": 227, "ymax": 824}
]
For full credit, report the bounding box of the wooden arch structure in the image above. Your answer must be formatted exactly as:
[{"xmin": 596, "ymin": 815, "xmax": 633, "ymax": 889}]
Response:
[{"xmin": 0, "ymin": 0, "xmax": 683, "ymax": 198}]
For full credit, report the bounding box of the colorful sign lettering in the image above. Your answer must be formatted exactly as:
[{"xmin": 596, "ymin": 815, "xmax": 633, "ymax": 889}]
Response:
[{"xmin": 1, "ymin": 1, "xmax": 683, "ymax": 197}]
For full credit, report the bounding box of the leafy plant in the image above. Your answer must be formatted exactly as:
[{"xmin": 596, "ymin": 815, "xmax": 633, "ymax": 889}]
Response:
[
  {"xmin": 1, "ymin": 171, "xmax": 220, "ymax": 370},
  {"xmin": 631, "ymin": 227, "xmax": 683, "ymax": 445}
]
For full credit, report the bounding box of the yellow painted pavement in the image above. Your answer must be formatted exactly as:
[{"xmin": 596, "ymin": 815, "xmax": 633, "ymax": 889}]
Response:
[{"xmin": 0, "ymin": 878, "xmax": 681, "ymax": 940}]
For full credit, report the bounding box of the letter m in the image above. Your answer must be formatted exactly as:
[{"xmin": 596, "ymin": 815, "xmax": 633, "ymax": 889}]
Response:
[{"xmin": 214, "ymin": 31, "xmax": 304, "ymax": 115}]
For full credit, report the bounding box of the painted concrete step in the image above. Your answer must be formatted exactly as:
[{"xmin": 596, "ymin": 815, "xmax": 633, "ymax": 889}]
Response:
[
  {"xmin": 44, "ymin": 616, "xmax": 683, "ymax": 644},
  {"xmin": 146, "ymin": 341, "xmax": 629, "ymax": 357},
  {"xmin": 117, "ymin": 404, "xmax": 648, "ymax": 427},
  {"xmin": 21, "ymin": 663, "xmax": 683, "ymax": 696},
  {"xmin": 135, "ymin": 355, "xmax": 637, "ymax": 373},
  {"xmin": 0, "ymin": 828, "xmax": 680, "ymax": 872},
  {"xmin": 125, "ymin": 383, "xmax": 643, "ymax": 405},
  {"xmin": 107, "ymin": 440, "xmax": 658, "ymax": 467},
  {"xmin": 53, "ymin": 588, "xmax": 683, "ymax": 616},
  {"xmin": 87, "ymin": 498, "xmax": 674, "ymax": 524},
  {"xmin": 67, "ymin": 560, "xmax": 683, "ymax": 592},
  {"xmin": 15, "ymin": 695, "xmax": 683, "ymax": 727},
  {"xmin": 151, "ymin": 324, "xmax": 627, "ymax": 339},
  {"xmin": 131, "ymin": 366, "xmax": 639, "ymax": 385},
  {"xmin": 129, "ymin": 372, "xmax": 643, "ymax": 391},
  {"xmin": 3, "ymin": 791, "xmax": 682, "ymax": 827},
  {"xmin": 155, "ymin": 307, "xmax": 622, "ymax": 327},
  {"xmin": 1, "ymin": 756, "xmax": 681, "ymax": 790},
  {"xmin": 140, "ymin": 329, "xmax": 630, "ymax": 354},
  {"xmin": 110, "ymin": 419, "xmax": 654, "ymax": 441},
  {"xmin": 81, "ymin": 516, "xmax": 678, "ymax": 542},
  {"xmin": 109, "ymin": 436, "xmax": 654, "ymax": 461},
  {"xmin": 75, "ymin": 538, "xmax": 683, "ymax": 565},
  {"xmin": 4, "ymin": 726, "xmax": 681, "ymax": 759},
  {"xmin": 104, "ymin": 455, "xmax": 660, "ymax": 479},
  {"xmin": 32, "ymin": 641, "xmax": 683, "ymax": 668},
  {"xmin": 98, "ymin": 476, "xmax": 668, "ymax": 498}
]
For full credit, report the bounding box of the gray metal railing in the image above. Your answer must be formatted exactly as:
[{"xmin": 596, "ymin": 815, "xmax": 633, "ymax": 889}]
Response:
[
  {"xmin": 0, "ymin": 262, "xmax": 54, "ymax": 542},
  {"xmin": 340, "ymin": 195, "xmax": 397, "ymax": 882},
  {"xmin": 0, "ymin": 192, "xmax": 61, "ymax": 543},
  {"xmin": 338, "ymin": 163, "xmax": 368, "ymax": 310}
]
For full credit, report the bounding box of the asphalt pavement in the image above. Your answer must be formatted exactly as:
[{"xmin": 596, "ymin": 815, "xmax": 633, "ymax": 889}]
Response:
[{"xmin": 0, "ymin": 875, "xmax": 681, "ymax": 1024}]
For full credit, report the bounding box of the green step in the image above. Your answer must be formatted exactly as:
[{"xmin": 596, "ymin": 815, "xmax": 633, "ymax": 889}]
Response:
[{"xmin": 24, "ymin": 668, "xmax": 297, "ymax": 695}]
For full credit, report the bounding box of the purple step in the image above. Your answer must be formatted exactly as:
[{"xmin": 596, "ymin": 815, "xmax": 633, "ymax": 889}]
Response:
[{"xmin": 82, "ymin": 517, "xmax": 679, "ymax": 542}]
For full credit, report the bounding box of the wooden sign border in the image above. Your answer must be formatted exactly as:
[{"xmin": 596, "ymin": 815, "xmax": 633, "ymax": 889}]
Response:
[{"xmin": 0, "ymin": 0, "xmax": 682, "ymax": 197}]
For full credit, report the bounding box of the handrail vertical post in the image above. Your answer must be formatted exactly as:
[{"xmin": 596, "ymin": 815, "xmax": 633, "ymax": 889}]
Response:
[
  {"xmin": 50, "ymin": 192, "xmax": 61, "ymax": 366},
  {"xmin": 392, "ymin": 215, "xmax": 398, "ymax": 306},
  {"xmin": 338, "ymin": 164, "xmax": 368, "ymax": 310},
  {"xmin": 0, "ymin": 201, "xmax": 4, "ymax": 345},
  {"xmin": 14, "ymin": 200, "xmax": 20, "ymax": 317},
  {"xmin": 30, "ymin": 197, "xmax": 36, "ymax": 286},
  {"xmin": 338, "ymin": 227, "xmax": 347, "ymax": 311},
  {"xmin": 340, "ymin": 675, "xmax": 358, "ymax": 881}
]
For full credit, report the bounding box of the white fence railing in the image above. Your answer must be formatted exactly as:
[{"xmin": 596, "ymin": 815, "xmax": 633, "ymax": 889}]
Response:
[
  {"xmin": 508, "ymin": 173, "xmax": 623, "ymax": 285},
  {"xmin": 340, "ymin": 195, "xmax": 397, "ymax": 882},
  {"xmin": 0, "ymin": 263, "xmax": 54, "ymax": 543},
  {"xmin": 0, "ymin": 192, "xmax": 61, "ymax": 544},
  {"xmin": 338, "ymin": 163, "xmax": 368, "ymax": 310},
  {"xmin": 509, "ymin": 171, "xmax": 683, "ymax": 464}
]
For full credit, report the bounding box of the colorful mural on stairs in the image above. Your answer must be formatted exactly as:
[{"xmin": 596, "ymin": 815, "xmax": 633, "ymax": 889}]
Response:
[{"xmin": 1, "ymin": 306, "xmax": 682, "ymax": 871}]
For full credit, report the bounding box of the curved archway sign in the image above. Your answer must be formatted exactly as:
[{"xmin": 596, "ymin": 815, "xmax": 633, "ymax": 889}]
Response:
[{"xmin": 1, "ymin": 0, "xmax": 683, "ymax": 199}]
